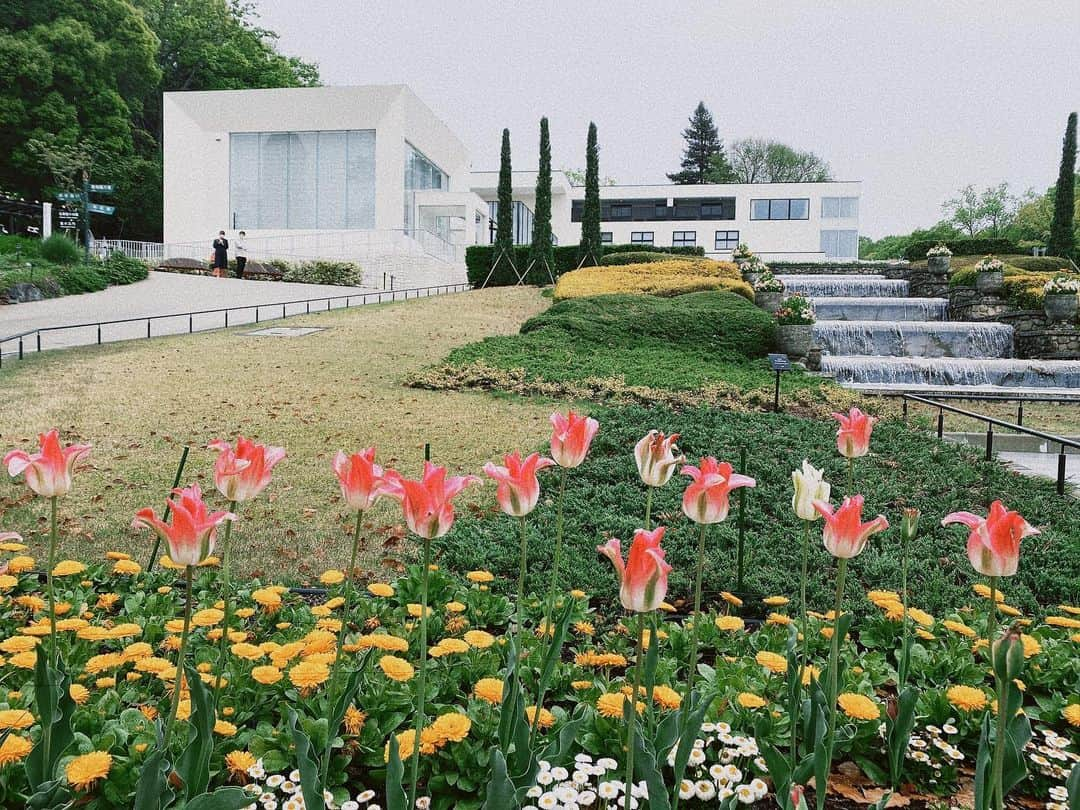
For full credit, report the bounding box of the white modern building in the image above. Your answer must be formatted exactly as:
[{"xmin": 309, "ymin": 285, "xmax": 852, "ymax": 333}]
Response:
[{"xmin": 162, "ymin": 84, "xmax": 861, "ymax": 283}]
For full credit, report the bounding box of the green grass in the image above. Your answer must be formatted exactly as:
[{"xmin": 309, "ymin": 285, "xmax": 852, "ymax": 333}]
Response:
[{"xmin": 439, "ymin": 403, "xmax": 1080, "ymax": 618}]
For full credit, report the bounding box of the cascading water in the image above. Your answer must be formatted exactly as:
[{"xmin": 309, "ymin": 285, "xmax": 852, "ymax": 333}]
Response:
[
  {"xmin": 777, "ymin": 274, "xmax": 910, "ymax": 298},
  {"xmin": 810, "ymin": 297, "xmax": 948, "ymax": 322},
  {"xmin": 822, "ymin": 356, "xmax": 1080, "ymax": 388},
  {"xmin": 813, "ymin": 320, "xmax": 1014, "ymax": 358}
]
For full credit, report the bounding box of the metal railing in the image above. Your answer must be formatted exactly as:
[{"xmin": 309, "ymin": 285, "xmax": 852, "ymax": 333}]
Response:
[
  {"xmin": 901, "ymin": 393, "xmax": 1078, "ymax": 495},
  {"xmin": 0, "ymin": 282, "xmax": 471, "ymax": 366},
  {"xmin": 893, "ymin": 390, "xmax": 1080, "ymax": 430}
]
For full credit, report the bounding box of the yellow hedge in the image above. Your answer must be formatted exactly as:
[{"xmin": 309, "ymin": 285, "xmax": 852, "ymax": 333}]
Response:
[{"xmin": 554, "ymin": 259, "xmax": 753, "ymax": 301}]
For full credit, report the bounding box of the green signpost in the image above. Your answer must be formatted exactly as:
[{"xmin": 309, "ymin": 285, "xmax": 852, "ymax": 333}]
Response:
[{"xmin": 57, "ymin": 175, "xmax": 115, "ymax": 260}]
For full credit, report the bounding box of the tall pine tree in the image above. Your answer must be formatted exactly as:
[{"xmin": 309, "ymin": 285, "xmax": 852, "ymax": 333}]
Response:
[
  {"xmin": 1048, "ymin": 112, "xmax": 1077, "ymax": 259},
  {"xmin": 578, "ymin": 122, "xmax": 602, "ymax": 266},
  {"xmin": 529, "ymin": 117, "xmax": 555, "ymax": 278},
  {"xmin": 667, "ymin": 101, "xmax": 734, "ymax": 184},
  {"xmin": 494, "ymin": 128, "xmax": 514, "ymax": 263}
]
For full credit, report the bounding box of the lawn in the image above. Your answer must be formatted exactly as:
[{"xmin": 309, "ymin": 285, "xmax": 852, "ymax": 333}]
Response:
[{"xmin": 0, "ymin": 286, "xmax": 558, "ymax": 581}]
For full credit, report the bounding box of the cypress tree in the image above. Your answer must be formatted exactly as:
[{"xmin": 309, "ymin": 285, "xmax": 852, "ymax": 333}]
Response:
[
  {"xmin": 578, "ymin": 122, "xmax": 602, "ymax": 267},
  {"xmin": 1048, "ymin": 112, "xmax": 1077, "ymax": 259},
  {"xmin": 529, "ymin": 117, "xmax": 555, "ymax": 278},
  {"xmin": 494, "ymin": 128, "xmax": 514, "ymax": 263}
]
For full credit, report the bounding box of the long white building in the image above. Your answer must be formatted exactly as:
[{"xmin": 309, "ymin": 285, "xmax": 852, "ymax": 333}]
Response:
[{"xmin": 162, "ymin": 84, "xmax": 861, "ymax": 283}]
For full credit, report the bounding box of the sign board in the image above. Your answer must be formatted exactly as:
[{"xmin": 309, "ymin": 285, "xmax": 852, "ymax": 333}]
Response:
[
  {"xmin": 89, "ymin": 184, "xmax": 114, "ymax": 194},
  {"xmin": 767, "ymin": 353, "xmax": 792, "ymax": 372},
  {"xmin": 58, "ymin": 210, "xmax": 79, "ymax": 230},
  {"xmin": 87, "ymin": 202, "xmax": 115, "ymax": 216},
  {"xmin": 56, "ymin": 191, "xmax": 81, "ymax": 203}
]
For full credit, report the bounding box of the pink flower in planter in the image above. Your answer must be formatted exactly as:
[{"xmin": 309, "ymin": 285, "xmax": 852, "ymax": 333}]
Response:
[
  {"xmin": 942, "ymin": 500, "xmax": 1038, "ymax": 577},
  {"xmin": 832, "ymin": 407, "xmax": 877, "ymax": 459},
  {"xmin": 207, "ymin": 437, "xmax": 286, "ymax": 502},
  {"xmin": 549, "ymin": 411, "xmax": 599, "ymax": 469},
  {"xmin": 132, "ymin": 483, "xmax": 235, "ymax": 567},
  {"xmin": 813, "ymin": 495, "xmax": 889, "ymax": 559},
  {"xmin": 332, "ymin": 448, "xmax": 393, "ymax": 512},
  {"xmin": 4, "ymin": 429, "xmax": 91, "ymax": 498},
  {"xmin": 597, "ymin": 527, "xmax": 672, "ymax": 613},
  {"xmin": 634, "ymin": 430, "xmax": 685, "ymax": 487},
  {"xmin": 384, "ymin": 462, "xmax": 480, "ymax": 540},
  {"xmin": 680, "ymin": 457, "xmax": 756, "ymax": 524},
  {"xmin": 483, "ymin": 451, "xmax": 555, "ymax": 518}
]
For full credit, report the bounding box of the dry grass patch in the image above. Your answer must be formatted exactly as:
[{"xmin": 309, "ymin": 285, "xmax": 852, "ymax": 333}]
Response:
[{"xmin": 0, "ymin": 287, "xmax": 556, "ymax": 582}]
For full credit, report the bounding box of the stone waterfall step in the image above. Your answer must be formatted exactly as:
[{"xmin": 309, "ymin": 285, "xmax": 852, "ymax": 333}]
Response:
[
  {"xmin": 777, "ymin": 274, "xmax": 909, "ymax": 298},
  {"xmin": 814, "ymin": 320, "xmax": 1014, "ymax": 358},
  {"xmin": 821, "ymin": 357, "xmax": 1080, "ymax": 388},
  {"xmin": 810, "ymin": 297, "xmax": 948, "ymax": 322}
]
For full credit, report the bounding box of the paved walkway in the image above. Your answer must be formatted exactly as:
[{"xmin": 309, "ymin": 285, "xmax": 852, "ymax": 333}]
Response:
[{"xmin": 0, "ymin": 271, "xmax": 383, "ymax": 354}]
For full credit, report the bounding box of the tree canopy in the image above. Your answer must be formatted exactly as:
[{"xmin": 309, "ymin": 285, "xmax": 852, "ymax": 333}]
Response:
[
  {"xmin": 727, "ymin": 138, "xmax": 832, "ymax": 183},
  {"xmin": 667, "ymin": 101, "xmax": 734, "ymax": 184}
]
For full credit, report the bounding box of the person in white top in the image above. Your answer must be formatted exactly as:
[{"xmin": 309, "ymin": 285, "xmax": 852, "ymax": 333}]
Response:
[{"xmin": 235, "ymin": 231, "xmax": 248, "ymax": 279}]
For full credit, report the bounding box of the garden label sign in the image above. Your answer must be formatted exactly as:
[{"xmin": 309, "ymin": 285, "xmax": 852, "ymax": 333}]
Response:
[{"xmin": 56, "ymin": 178, "xmax": 115, "ymax": 259}]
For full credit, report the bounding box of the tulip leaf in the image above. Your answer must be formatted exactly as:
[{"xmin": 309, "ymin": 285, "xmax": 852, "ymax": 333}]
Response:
[
  {"xmin": 973, "ymin": 712, "xmax": 992, "ymax": 810},
  {"xmin": 1067, "ymin": 762, "xmax": 1080, "ymax": 808},
  {"xmin": 480, "ymin": 748, "xmax": 515, "ymax": 810},
  {"xmin": 385, "ymin": 729, "xmax": 407, "ymax": 810},
  {"xmin": 536, "ymin": 599, "xmax": 575, "ymax": 697},
  {"xmin": 287, "ymin": 708, "xmax": 326, "ymax": 810},
  {"xmin": 760, "ymin": 740, "xmax": 794, "ymax": 810},
  {"xmin": 1001, "ymin": 702, "xmax": 1031, "ymax": 798},
  {"xmin": 25, "ymin": 648, "xmax": 77, "ymax": 790},
  {"xmin": 632, "ymin": 729, "xmax": 671, "ymax": 810},
  {"xmin": 175, "ymin": 665, "xmax": 214, "ymax": 798},
  {"xmin": 184, "ymin": 788, "xmax": 259, "ymax": 810},
  {"xmin": 133, "ymin": 720, "xmax": 173, "ymax": 810},
  {"xmin": 24, "ymin": 779, "xmax": 73, "ymax": 810},
  {"xmin": 669, "ymin": 688, "xmax": 713, "ymax": 795},
  {"xmin": 887, "ymin": 686, "xmax": 918, "ymax": 788}
]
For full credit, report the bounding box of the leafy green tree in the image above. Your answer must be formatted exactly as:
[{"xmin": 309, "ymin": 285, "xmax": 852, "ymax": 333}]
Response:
[
  {"xmin": 1010, "ymin": 177, "xmax": 1080, "ymax": 246},
  {"xmin": 1048, "ymin": 112, "xmax": 1077, "ymax": 258},
  {"xmin": 728, "ymin": 138, "xmax": 832, "ymax": 183},
  {"xmin": 577, "ymin": 122, "xmax": 602, "ymax": 267},
  {"xmin": 858, "ymin": 223, "xmax": 959, "ymax": 260},
  {"xmin": 942, "ymin": 184, "xmax": 1018, "ymax": 237},
  {"xmin": 668, "ymin": 101, "xmax": 733, "ymax": 184},
  {"xmin": 494, "ymin": 128, "xmax": 514, "ymax": 262},
  {"xmin": 529, "ymin": 117, "xmax": 555, "ymax": 275}
]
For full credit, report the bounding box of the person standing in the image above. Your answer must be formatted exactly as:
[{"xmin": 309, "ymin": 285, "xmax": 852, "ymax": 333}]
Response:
[
  {"xmin": 235, "ymin": 231, "xmax": 248, "ymax": 279},
  {"xmin": 212, "ymin": 230, "xmax": 229, "ymax": 277}
]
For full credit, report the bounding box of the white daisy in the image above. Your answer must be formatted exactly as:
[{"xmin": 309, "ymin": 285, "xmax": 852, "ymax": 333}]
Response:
[
  {"xmin": 678, "ymin": 781, "xmax": 695, "ymax": 800},
  {"xmin": 694, "ymin": 780, "xmax": 716, "ymax": 800}
]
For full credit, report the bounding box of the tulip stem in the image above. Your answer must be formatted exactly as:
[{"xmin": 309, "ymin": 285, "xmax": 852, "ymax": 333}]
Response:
[
  {"xmin": 516, "ymin": 515, "xmax": 528, "ymax": 653},
  {"xmin": 408, "ymin": 537, "xmax": 433, "ymax": 809},
  {"xmin": 624, "ymin": 615, "xmax": 646, "ymax": 810},
  {"xmin": 822, "ymin": 556, "xmax": 848, "ymax": 806},
  {"xmin": 47, "ymin": 495, "xmax": 58, "ymax": 659},
  {"xmin": 212, "ymin": 501, "xmax": 238, "ymax": 712},
  {"xmin": 898, "ymin": 528, "xmax": 911, "ymax": 689},
  {"xmin": 164, "ymin": 564, "xmax": 194, "ymax": 749},
  {"xmin": 792, "ymin": 518, "xmax": 811, "ymax": 769},
  {"xmin": 644, "ymin": 487, "xmax": 653, "ymax": 530},
  {"xmin": 323, "ymin": 509, "xmax": 364, "ymax": 785},
  {"xmin": 988, "ymin": 576, "xmax": 1004, "ymax": 810},
  {"xmin": 847, "ymin": 457, "xmax": 854, "ymax": 497},
  {"xmin": 533, "ymin": 466, "xmax": 569, "ymax": 740},
  {"xmin": 685, "ymin": 522, "xmax": 707, "ymax": 693}
]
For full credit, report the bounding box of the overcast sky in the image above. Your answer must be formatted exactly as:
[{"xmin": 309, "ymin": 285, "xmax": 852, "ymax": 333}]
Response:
[{"xmin": 252, "ymin": 0, "xmax": 1079, "ymax": 237}]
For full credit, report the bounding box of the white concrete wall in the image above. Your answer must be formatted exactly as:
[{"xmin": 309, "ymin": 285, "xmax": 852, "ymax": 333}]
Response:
[{"xmin": 469, "ymin": 170, "xmax": 575, "ymax": 245}]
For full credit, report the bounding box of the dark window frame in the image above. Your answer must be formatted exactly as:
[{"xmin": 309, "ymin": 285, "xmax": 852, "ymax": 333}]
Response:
[
  {"xmin": 714, "ymin": 230, "xmax": 740, "ymax": 250},
  {"xmin": 600, "ymin": 231, "xmax": 613, "ymax": 243},
  {"xmin": 631, "ymin": 231, "xmax": 654, "ymax": 244},
  {"xmin": 750, "ymin": 198, "xmax": 811, "ymax": 221},
  {"xmin": 672, "ymin": 230, "xmax": 697, "ymax": 247}
]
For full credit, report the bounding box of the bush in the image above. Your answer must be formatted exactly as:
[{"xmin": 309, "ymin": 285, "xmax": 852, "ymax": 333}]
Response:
[
  {"xmin": 39, "ymin": 233, "xmax": 81, "ymax": 265},
  {"xmin": 98, "ymin": 251, "xmax": 149, "ymax": 285},
  {"xmin": 553, "ymin": 259, "xmax": 753, "ymax": 301},
  {"xmin": 902, "ymin": 237, "xmax": 1018, "ymax": 261},
  {"xmin": 0, "ymin": 235, "xmax": 41, "ymax": 258},
  {"xmin": 466, "ymin": 243, "xmax": 707, "ymax": 287},
  {"xmin": 602, "ymin": 243, "xmax": 706, "ymax": 257},
  {"xmin": 54, "ymin": 264, "xmax": 108, "ymax": 294},
  {"xmin": 597, "ymin": 251, "xmax": 671, "ymax": 266},
  {"xmin": 950, "ymin": 262, "xmax": 1080, "ymax": 309},
  {"xmin": 1004, "ymin": 255, "xmax": 1073, "ymax": 272},
  {"xmin": 281, "ymin": 259, "xmax": 364, "ymax": 287}
]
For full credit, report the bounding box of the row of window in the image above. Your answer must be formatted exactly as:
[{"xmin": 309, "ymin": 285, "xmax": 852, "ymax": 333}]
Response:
[
  {"xmin": 600, "ymin": 230, "xmax": 741, "ymax": 250},
  {"xmin": 574, "ymin": 196, "xmax": 858, "ymax": 224}
]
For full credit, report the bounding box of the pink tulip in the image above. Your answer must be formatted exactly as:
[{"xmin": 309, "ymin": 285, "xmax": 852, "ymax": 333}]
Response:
[
  {"xmin": 680, "ymin": 457, "xmax": 756, "ymax": 524},
  {"xmin": 942, "ymin": 500, "xmax": 1038, "ymax": 578},
  {"xmin": 483, "ymin": 451, "xmax": 556, "ymax": 517},
  {"xmin": 597, "ymin": 527, "xmax": 672, "ymax": 613},
  {"xmin": 0, "ymin": 531, "xmax": 22, "ymax": 544},
  {"xmin": 332, "ymin": 448, "xmax": 393, "ymax": 511},
  {"xmin": 813, "ymin": 495, "xmax": 889, "ymax": 559},
  {"xmin": 634, "ymin": 430, "xmax": 685, "ymax": 487},
  {"xmin": 207, "ymin": 437, "xmax": 286, "ymax": 502},
  {"xmin": 384, "ymin": 462, "xmax": 480, "ymax": 540},
  {"xmin": 132, "ymin": 483, "xmax": 235, "ymax": 567},
  {"xmin": 790, "ymin": 785, "xmax": 807, "ymax": 810},
  {"xmin": 832, "ymin": 407, "xmax": 877, "ymax": 459},
  {"xmin": 4, "ymin": 429, "xmax": 91, "ymax": 498},
  {"xmin": 549, "ymin": 410, "xmax": 600, "ymax": 469}
]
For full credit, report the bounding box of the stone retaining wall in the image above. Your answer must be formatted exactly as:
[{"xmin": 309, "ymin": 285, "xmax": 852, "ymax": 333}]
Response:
[
  {"xmin": 948, "ymin": 288, "xmax": 1080, "ymax": 359},
  {"xmin": 768, "ymin": 262, "xmax": 909, "ymax": 277}
]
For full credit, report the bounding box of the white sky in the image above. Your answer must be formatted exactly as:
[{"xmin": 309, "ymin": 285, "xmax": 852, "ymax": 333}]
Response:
[{"xmin": 252, "ymin": 0, "xmax": 1080, "ymax": 238}]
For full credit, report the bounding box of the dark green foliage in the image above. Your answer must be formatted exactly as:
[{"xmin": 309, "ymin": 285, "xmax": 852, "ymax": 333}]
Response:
[
  {"xmin": 597, "ymin": 252, "xmax": 673, "ymax": 266},
  {"xmin": 602, "ymin": 243, "xmax": 705, "ymax": 257},
  {"xmin": 54, "ymin": 263, "xmax": 108, "ymax": 294},
  {"xmin": 577, "ymin": 122, "xmax": 603, "ymax": 267},
  {"xmin": 1048, "ymin": 112, "xmax": 1077, "ymax": 259},
  {"xmin": 280, "ymin": 259, "xmax": 363, "ymax": 286},
  {"xmin": 465, "ymin": 244, "xmax": 706, "ymax": 286},
  {"xmin": 0, "ymin": 235, "xmax": 42, "ymax": 257},
  {"xmin": 494, "ymin": 128, "xmax": 514, "ymax": 261},
  {"xmin": 99, "ymin": 250, "xmax": 149, "ymax": 284},
  {"xmin": 902, "ymin": 238, "xmax": 1019, "ymax": 261},
  {"xmin": 667, "ymin": 101, "xmax": 733, "ymax": 184},
  {"xmin": 440, "ymin": 404, "xmax": 1080, "ymax": 616},
  {"xmin": 39, "ymin": 234, "xmax": 80, "ymax": 265},
  {"xmin": 999, "ymin": 255, "xmax": 1071, "ymax": 272},
  {"xmin": 528, "ymin": 118, "xmax": 555, "ymax": 275},
  {"xmin": 860, "ymin": 223, "xmax": 960, "ymax": 260}
]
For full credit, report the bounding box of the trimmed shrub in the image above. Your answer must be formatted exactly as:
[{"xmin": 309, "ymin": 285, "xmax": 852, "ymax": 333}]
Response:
[
  {"xmin": 281, "ymin": 260, "xmax": 364, "ymax": 287},
  {"xmin": 466, "ymin": 243, "xmax": 707, "ymax": 286},
  {"xmin": 54, "ymin": 264, "xmax": 108, "ymax": 294},
  {"xmin": 902, "ymin": 237, "xmax": 1018, "ymax": 261},
  {"xmin": 1003, "ymin": 255, "xmax": 1073, "ymax": 272},
  {"xmin": 99, "ymin": 251, "xmax": 149, "ymax": 285},
  {"xmin": 553, "ymin": 259, "xmax": 752, "ymax": 301},
  {"xmin": 40, "ymin": 234, "xmax": 81, "ymax": 265},
  {"xmin": 602, "ymin": 243, "xmax": 706, "ymax": 257},
  {"xmin": 598, "ymin": 251, "xmax": 671, "ymax": 266},
  {"xmin": 950, "ymin": 262, "xmax": 1080, "ymax": 309}
]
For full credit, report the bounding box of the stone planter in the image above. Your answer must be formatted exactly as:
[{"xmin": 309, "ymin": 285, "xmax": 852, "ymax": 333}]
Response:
[
  {"xmin": 743, "ymin": 271, "xmax": 761, "ymax": 287},
  {"xmin": 927, "ymin": 255, "xmax": 950, "ymax": 277},
  {"xmin": 975, "ymin": 269, "xmax": 1004, "ymax": 294},
  {"xmin": 1043, "ymin": 292, "xmax": 1078, "ymax": 323},
  {"xmin": 755, "ymin": 290, "xmax": 783, "ymax": 312},
  {"xmin": 775, "ymin": 324, "xmax": 813, "ymax": 358}
]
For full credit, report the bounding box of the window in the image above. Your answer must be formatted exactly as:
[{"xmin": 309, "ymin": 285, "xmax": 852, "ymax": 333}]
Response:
[
  {"xmin": 714, "ymin": 230, "xmax": 740, "ymax": 250},
  {"xmin": 601, "ymin": 232, "xmax": 613, "ymax": 243},
  {"xmin": 404, "ymin": 142, "xmax": 448, "ymax": 234},
  {"xmin": 486, "ymin": 200, "xmax": 535, "ymax": 245},
  {"xmin": 821, "ymin": 197, "xmax": 859, "ymax": 218},
  {"xmin": 672, "ymin": 231, "xmax": 696, "ymax": 247},
  {"xmin": 631, "ymin": 231, "xmax": 654, "ymax": 244},
  {"xmin": 751, "ymin": 198, "xmax": 811, "ymax": 221},
  {"xmin": 820, "ymin": 229, "xmax": 859, "ymax": 258},
  {"xmin": 610, "ymin": 204, "xmax": 632, "ymax": 220},
  {"xmin": 230, "ymin": 130, "xmax": 375, "ymax": 230}
]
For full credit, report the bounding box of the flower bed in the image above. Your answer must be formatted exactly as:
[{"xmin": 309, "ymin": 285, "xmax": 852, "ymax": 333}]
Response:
[
  {"xmin": 0, "ymin": 418, "xmax": 1077, "ymax": 810},
  {"xmin": 553, "ymin": 260, "xmax": 752, "ymax": 301}
]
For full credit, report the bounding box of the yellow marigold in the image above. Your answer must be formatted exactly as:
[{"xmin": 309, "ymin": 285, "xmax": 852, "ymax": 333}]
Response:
[
  {"xmin": 95, "ymin": 593, "xmax": 120, "ymax": 611},
  {"xmin": 435, "ymin": 638, "xmax": 470, "ymax": 655},
  {"xmin": 343, "ymin": 705, "xmax": 366, "ymax": 735},
  {"xmin": 230, "ymin": 643, "xmax": 264, "ymax": 661},
  {"xmin": 356, "ymin": 634, "xmax": 410, "ymax": 653},
  {"xmin": 0, "ymin": 734, "xmax": 33, "ymax": 765},
  {"xmin": 1058, "ymin": 604, "xmax": 1079, "ymax": 615},
  {"xmin": 867, "ymin": 589, "xmax": 901, "ymax": 605},
  {"xmin": 191, "ymin": 609, "xmax": 224, "ymax": 628},
  {"xmin": 225, "ymin": 750, "xmax": 256, "ymax": 782},
  {"xmin": 0, "ymin": 575, "xmax": 18, "ymax": 590},
  {"xmin": 367, "ymin": 583, "xmax": 395, "ymax": 597},
  {"xmin": 574, "ymin": 651, "xmax": 628, "ymax": 668},
  {"xmin": 379, "ymin": 655, "xmax": 415, "ymax": 682},
  {"xmin": 1020, "ymin": 634, "xmax": 1041, "ymax": 658},
  {"xmin": 597, "ymin": 692, "xmax": 643, "ymax": 719},
  {"xmin": 8, "ymin": 557, "xmax": 35, "ymax": 575},
  {"xmin": 55, "ymin": 618, "xmax": 89, "ymax": 632},
  {"xmin": 907, "ymin": 608, "xmax": 934, "ymax": 627},
  {"xmin": 525, "ymin": 706, "xmax": 555, "ymax": 729},
  {"xmin": 943, "ymin": 620, "xmax": 976, "ymax": 638},
  {"xmin": 407, "ymin": 603, "xmax": 433, "ymax": 618},
  {"xmin": 69, "ymin": 684, "xmax": 90, "ymax": 705},
  {"xmin": 571, "ymin": 680, "xmax": 593, "ymax": 691},
  {"xmin": 0, "ymin": 637, "xmax": 38, "ymax": 654},
  {"xmin": 310, "ymin": 605, "xmax": 332, "ymax": 618},
  {"xmin": 66, "ymin": 751, "xmax": 112, "ymax": 791},
  {"xmin": 715, "ymin": 615, "xmax": 745, "ymax": 632},
  {"xmin": 302, "ymin": 629, "xmax": 337, "ymax": 656},
  {"xmin": 251, "ymin": 666, "xmax": 282, "ymax": 685},
  {"xmin": 385, "ymin": 729, "xmax": 416, "ymax": 762},
  {"xmin": 467, "ymin": 570, "xmax": 494, "ymax": 583},
  {"xmin": 105, "ymin": 551, "xmax": 131, "ymax": 561},
  {"xmin": 1063, "ymin": 704, "xmax": 1080, "ymax": 728},
  {"xmin": 571, "ymin": 589, "xmax": 588, "ymax": 599},
  {"xmin": 289, "ymin": 661, "xmax": 330, "ymax": 693},
  {"xmin": 134, "ymin": 656, "xmax": 172, "ymax": 674},
  {"xmin": 112, "ymin": 559, "xmax": 141, "ymax": 576},
  {"xmin": 0, "ymin": 709, "xmax": 35, "ymax": 729},
  {"xmin": 997, "ymin": 604, "xmax": 1022, "ymax": 617},
  {"xmin": 214, "ymin": 720, "xmax": 237, "ymax": 736},
  {"xmin": 234, "ymin": 607, "xmax": 255, "ymax": 619},
  {"xmin": 84, "ymin": 653, "xmax": 123, "ymax": 674},
  {"xmin": 1046, "ymin": 615, "xmax": 1080, "ymax": 629},
  {"xmin": 837, "ymin": 693, "xmax": 879, "ymax": 721},
  {"xmin": 121, "ymin": 642, "xmax": 152, "ymax": 663},
  {"xmin": 878, "ymin": 600, "xmax": 906, "ymax": 622},
  {"xmin": 652, "ymin": 685, "xmax": 682, "ymax": 710},
  {"xmin": 319, "ymin": 569, "xmax": 345, "ymax": 586},
  {"xmin": 766, "ymin": 612, "xmax": 793, "ymax": 626},
  {"xmin": 800, "ymin": 665, "xmax": 820, "ymax": 686},
  {"xmin": 915, "ymin": 629, "xmax": 936, "ymax": 641},
  {"xmin": 52, "ymin": 560, "xmax": 85, "ymax": 577},
  {"xmin": 947, "ymin": 685, "xmax": 988, "ymax": 711},
  {"xmin": 973, "ymin": 583, "xmax": 1004, "ymax": 602},
  {"xmin": 20, "ymin": 623, "xmax": 52, "ymax": 637},
  {"xmin": 316, "ymin": 618, "xmax": 342, "ymax": 633},
  {"xmin": 0, "ymin": 540, "xmax": 27, "ymax": 551},
  {"xmin": 763, "ymin": 596, "xmax": 790, "ymax": 607},
  {"xmin": 95, "ymin": 677, "xmax": 116, "ymax": 689},
  {"xmin": 251, "ymin": 588, "xmax": 282, "ymax": 611},
  {"xmin": 738, "ymin": 692, "xmax": 767, "ymax": 709},
  {"xmin": 464, "ymin": 630, "xmax": 495, "ymax": 649},
  {"xmin": 445, "ymin": 601, "xmax": 466, "ymax": 613},
  {"xmin": 755, "ymin": 650, "xmax": 787, "ymax": 674},
  {"xmin": 429, "ymin": 712, "xmax": 471, "ymax": 744},
  {"xmin": 721, "ymin": 591, "xmax": 743, "ymax": 607}
]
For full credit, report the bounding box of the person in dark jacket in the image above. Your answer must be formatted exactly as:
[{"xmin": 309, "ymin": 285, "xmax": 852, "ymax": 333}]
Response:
[{"xmin": 212, "ymin": 231, "xmax": 229, "ymax": 277}]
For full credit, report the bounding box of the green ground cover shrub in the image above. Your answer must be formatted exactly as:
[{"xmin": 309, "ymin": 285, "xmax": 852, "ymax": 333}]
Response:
[
  {"xmin": 441, "ymin": 403, "xmax": 1080, "ymax": 617},
  {"xmin": 281, "ymin": 259, "xmax": 363, "ymax": 286},
  {"xmin": 98, "ymin": 251, "xmax": 150, "ymax": 285},
  {"xmin": 597, "ymin": 251, "xmax": 671, "ymax": 265},
  {"xmin": 0, "ymin": 234, "xmax": 41, "ymax": 257},
  {"xmin": 54, "ymin": 263, "xmax": 108, "ymax": 294},
  {"xmin": 39, "ymin": 233, "xmax": 81, "ymax": 264}
]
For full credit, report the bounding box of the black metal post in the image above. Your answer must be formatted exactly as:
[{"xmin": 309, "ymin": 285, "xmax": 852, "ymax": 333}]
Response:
[
  {"xmin": 188, "ymin": 315, "xmax": 193, "ymax": 333},
  {"xmin": 147, "ymin": 320, "xmax": 151, "ymax": 338},
  {"xmin": 773, "ymin": 369, "xmax": 781, "ymax": 412},
  {"xmin": 97, "ymin": 325, "xmax": 101, "ymax": 345},
  {"xmin": 1017, "ymin": 401, "xmax": 1024, "ymax": 428},
  {"xmin": 1057, "ymin": 447, "xmax": 1066, "ymax": 496},
  {"xmin": 937, "ymin": 408, "xmax": 944, "ymax": 438},
  {"xmin": 902, "ymin": 397, "xmax": 908, "ymax": 420},
  {"xmin": 146, "ymin": 445, "xmax": 191, "ymax": 571},
  {"xmin": 224, "ymin": 311, "xmax": 228, "ymax": 329},
  {"xmin": 255, "ymin": 307, "xmax": 260, "ymax": 324},
  {"xmin": 283, "ymin": 304, "xmax": 286, "ymax": 319},
  {"xmin": 985, "ymin": 424, "xmax": 993, "ymax": 461},
  {"xmin": 18, "ymin": 337, "xmax": 23, "ymax": 360},
  {"xmin": 36, "ymin": 333, "xmax": 41, "ymax": 353},
  {"xmin": 424, "ymin": 443, "xmax": 431, "ymax": 463}
]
